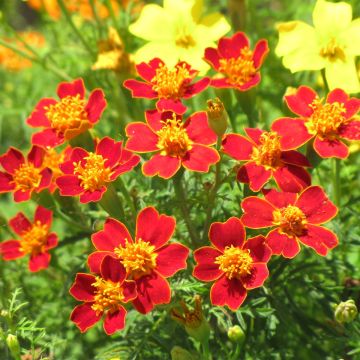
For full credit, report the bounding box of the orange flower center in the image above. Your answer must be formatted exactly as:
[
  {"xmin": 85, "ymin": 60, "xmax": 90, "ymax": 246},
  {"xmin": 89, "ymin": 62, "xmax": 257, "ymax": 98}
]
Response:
[
  {"xmin": 320, "ymin": 38, "xmax": 346, "ymax": 63},
  {"xmin": 19, "ymin": 221, "xmax": 48, "ymax": 255},
  {"xmin": 307, "ymin": 99, "xmax": 346, "ymax": 139},
  {"xmin": 73, "ymin": 153, "xmax": 112, "ymax": 192},
  {"xmin": 215, "ymin": 246, "xmax": 253, "ymax": 279},
  {"xmin": 151, "ymin": 63, "xmax": 191, "ymax": 99},
  {"xmin": 156, "ymin": 115, "xmax": 193, "ymax": 158},
  {"xmin": 45, "ymin": 95, "xmax": 88, "ymax": 134},
  {"xmin": 91, "ymin": 277, "xmax": 125, "ymax": 315},
  {"xmin": 12, "ymin": 163, "xmax": 41, "ymax": 192},
  {"xmin": 114, "ymin": 239, "xmax": 157, "ymax": 279},
  {"xmin": 219, "ymin": 47, "xmax": 256, "ymax": 86},
  {"xmin": 273, "ymin": 205, "xmax": 307, "ymax": 237},
  {"xmin": 42, "ymin": 148, "xmax": 65, "ymax": 179},
  {"xmin": 251, "ymin": 131, "xmax": 282, "ymax": 169}
]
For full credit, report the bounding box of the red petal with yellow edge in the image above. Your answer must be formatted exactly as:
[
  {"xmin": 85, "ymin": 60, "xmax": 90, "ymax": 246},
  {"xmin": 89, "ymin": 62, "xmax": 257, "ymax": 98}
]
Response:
[
  {"xmin": 263, "ymin": 188, "xmax": 297, "ymax": 208},
  {"xmin": 241, "ymin": 196, "xmax": 275, "ymax": 228},
  {"xmin": 63, "ymin": 121, "xmax": 92, "ymax": 141},
  {"xmin": 45, "ymin": 233, "xmax": 58, "ymax": 250},
  {"xmin": 111, "ymin": 155, "xmax": 140, "ymax": 179},
  {"xmin": 122, "ymin": 281, "xmax": 137, "ymax": 303},
  {"xmin": 241, "ymin": 263, "xmax": 269, "ymax": 290},
  {"xmin": 125, "ymin": 122, "xmax": 159, "ymax": 152},
  {"xmin": 123, "ymin": 79, "xmax": 157, "ymax": 99},
  {"xmin": 156, "ymin": 243, "xmax": 189, "ymax": 278},
  {"xmin": 237, "ymin": 162, "xmax": 271, "ymax": 192},
  {"xmin": 103, "ymin": 307, "xmax": 126, "ymax": 335},
  {"xmin": 237, "ymin": 73, "xmax": 261, "ymax": 91},
  {"xmin": 26, "ymin": 98, "xmax": 55, "ymax": 127},
  {"xmin": 100, "ymin": 255, "xmax": 126, "ymax": 284},
  {"xmin": 281, "ymin": 150, "xmax": 311, "ymax": 167},
  {"xmin": 0, "ymin": 172, "xmax": 14, "ymax": 192},
  {"xmin": 222, "ymin": 133, "xmax": 254, "ymax": 160},
  {"xmin": 253, "ymin": 39, "xmax": 269, "ymax": 68},
  {"xmin": 70, "ymin": 303, "xmax": 101, "ymax": 333},
  {"xmin": 285, "ymin": 86, "xmax": 317, "ymax": 117},
  {"xmin": 29, "ymin": 252, "xmax": 50, "ymax": 272},
  {"xmin": 37, "ymin": 168, "xmax": 52, "ymax": 191},
  {"xmin": 182, "ymin": 145, "xmax": 219, "ymax": 173},
  {"xmin": 79, "ymin": 188, "xmax": 105, "ymax": 203},
  {"xmin": 211, "ymin": 78, "xmax": 232, "ymax": 88},
  {"xmin": 299, "ymin": 225, "xmax": 338, "ymax": 256},
  {"xmin": 142, "ymin": 154, "xmax": 181, "ymax": 179},
  {"xmin": 243, "ymin": 235, "xmax": 272, "ymax": 263},
  {"xmin": 157, "ymin": 98, "xmax": 187, "ymax": 115},
  {"xmin": 56, "ymin": 175, "xmax": 83, "ymax": 196},
  {"xmin": 28, "ymin": 145, "xmax": 45, "ymax": 168},
  {"xmin": 34, "ymin": 206, "xmax": 52, "ymax": 226},
  {"xmin": 85, "ymin": 89, "xmax": 106, "ymax": 124},
  {"xmin": 96, "ymin": 137, "xmax": 122, "ymax": 168},
  {"xmin": 327, "ymin": 89, "xmax": 360, "ymax": 119},
  {"xmin": 87, "ymin": 251, "xmax": 114, "ymax": 273},
  {"xmin": 244, "ymin": 128, "xmax": 263, "ymax": 145},
  {"xmin": 136, "ymin": 61, "xmax": 157, "ymax": 81},
  {"xmin": 209, "ymin": 217, "xmax": 246, "ymax": 251},
  {"xmin": 136, "ymin": 206, "xmax": 175, "ymax": 250},
  {"xmin": 60, "ymin": 148, "xmax": 88, "ymax": 174},
  {"xmin": 338, "ymin": 121, "xmax": 360, "ymax": 141},
  {"xmin": 9, "ymin": 212, "xmax": 31, "ymax": 235},
  {"xmin": 204, "ymin": 47, "xmax": 221, "ymax": 70},
  {"xmin": 14, "ymin": 189, "xmax": 31, "ymax": 202},
  {"xmin": 193, "ymin": 246, "xmax": 223, "ymax": 281},
  {"xmin": 57, "ymin": 78, "xmax": 85, "ymax": 99},
  {"xmin": 184, "ymin": 77, "xmax": 210, "ymax": 98},
  {"xmin": 313, "ymin": 137, "xmax": 349, "ymax": 159},
  {"xmin": 0, "ymin": 147, "xmax": 24, "ymax": 174},
  {"xmin": 266, "ymin": 229, "xmax": 300, "ymax": 258},
  {"xmin": 0, "ymin": 240, "xmax": 23, "ymax": 260},
  {"xmin": 184, "ymin": 112, "xmax": 217, "ymax": 145},
  {"xmin": 273, "ymin": 165, "xmax": 310, "ymax": 193},
  {"xmin": 296, "ymin": 186, "xmax": 338, "ymax": 224},
  {"xmin": 70, "ymin": 273, "xmax": 96, "ymax": 301},
  {"xmin": 145, "ymin": 109, "xmax": 177, "ymax": 132},
  {"xmin": 218, "ymin": 32, "xmax": 249, "ymax": 59},
  {"xmin": 210, "ymin": 276, "xmax": 247, "ymax": 311}
]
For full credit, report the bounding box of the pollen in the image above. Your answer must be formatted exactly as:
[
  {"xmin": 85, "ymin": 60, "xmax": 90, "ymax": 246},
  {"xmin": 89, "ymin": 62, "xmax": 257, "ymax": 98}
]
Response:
[
  {"xmin": 251, "ymin": 131, "xmax": 282, "ymax": 169},
  {"xmin": 12, "ymin": 163, "xmax": 42, "ymax": 192},
  {"xmin": 175, "ymin": 33, "xmax": 196, "ymax": 49},
  {"xmin": 156, "ymin": 115, "xmax": 193, "ymax": 158},
  {"xmin": 320, "ymin": 38, "xmax": 346, "ymax": 63},
  {"xmin": 45, "ymin": 95, "xmax": 88, "ymax": 134},
  {"xmin": 215, "ymin": 246, "xmax": 253, "ymax": 279},
  {"xmin": 19, "ymin": 221, "xmax": 49, "ymax": 255},
  {"xmin": 273, "ymin": 205, "xmax": 307, "ymax": 237},
  {"xmin": 114, "ymin": 239, "xmax": 157, "ymax": 279},
  {"xmin": 42, "ymin": 147, "xmax": 65, "ymax": 179},
  {"xmin": 219, "ymin": 47, "xmax": 256, "ymax": 86}
]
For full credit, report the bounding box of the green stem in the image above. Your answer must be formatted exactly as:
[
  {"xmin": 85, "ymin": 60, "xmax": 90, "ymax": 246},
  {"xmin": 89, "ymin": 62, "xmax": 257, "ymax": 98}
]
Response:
[
  {"xmin": 333, "ymin": 158, "xmax": 341, "ymax": 207},
  {"xmin": 99, "ymin": 183, "xmax": 126, "ymax": 221},
  {"xmin": 116, "ymin": 177, "xmax": 137, "ymax": 221},
  {"xmin": 202, "ymin": 339, "xmax": 211, "ymax": 360},
  {"xmin": 321, "ymin": 69, "xmax": 330, "ymax": 93},
  {"xmin": 231, "ymin": 342, "xmax": 242, "ymax": 360}
]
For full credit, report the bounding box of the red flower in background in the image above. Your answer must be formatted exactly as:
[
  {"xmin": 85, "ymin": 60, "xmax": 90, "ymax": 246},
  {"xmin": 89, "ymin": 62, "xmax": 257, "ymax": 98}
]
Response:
[
  {"xmin": 241, "ymin": 186, "xmax": 338, "ymax": 258},
  {"xmin": 0, "ymin": 146, "xmax": 52, "ymax": 202},
  {"xmin": 222, "ymin": 128, "xmax": 311, "ymax": 192},
  {"xmin": 88, "ymin": 207, "xmax": 189, "ymax": 314},
  {"xmin": 193, "ymin": 217, "xmax": 271, "ymax": 310},
  {"xmin": 204, "ymin": 32, "xmax": 269, "ymax": 91},
  {"xmin": 125, "ymin": 110, "xmax": 219, "ymax": 179},
  {"xmin": 56, "ymin": 137, "xmax": 140, "ymax": 203},
  {"xmin": 123, "ymin": 58, "xmax": 210, "ymax": 114},
  {"xmin": 272, "ymin": 87, "xmax": 360, "ymax": 159},
  {"xmin": 0, "ymin": 206, "xmax": 58, "ymax": 272},
  {"xmin": 27, "ymin": 78, "xmax": 106, "ymax": 148},
  {"xmin": 70, "ymin": 255, "xmax": 137, "ymax": 335}
]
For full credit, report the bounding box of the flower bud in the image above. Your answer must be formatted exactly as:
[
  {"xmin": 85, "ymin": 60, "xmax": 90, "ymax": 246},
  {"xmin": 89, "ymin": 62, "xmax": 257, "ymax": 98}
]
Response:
[
  {"xmin": 206, "ymin": 98, "xmax": 228, "ymax": 137},
  {"xmin": 171, "ymin": 346, "xmax": 195, "ymax": 360},
  {"xmin": 227, "ymin": 325, "xmax": 245, "ymax": 342},
  {"xmin": 6, "ymin": 334, "xmax": 21, "ymax": 359},
  {"xmin": 334, "ymin": 299, "xmax": 358, "ymax": 323}
]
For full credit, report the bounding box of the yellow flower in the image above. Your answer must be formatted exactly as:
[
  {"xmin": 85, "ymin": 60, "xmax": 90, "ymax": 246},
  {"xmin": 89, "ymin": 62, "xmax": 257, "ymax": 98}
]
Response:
[
  {"xmin": 275, "ymin": 0, "xmax": 360, "ymax": 93},
  {"xmin": 128, "ymin": 0, "xmax": 231, "ymax": 74}
]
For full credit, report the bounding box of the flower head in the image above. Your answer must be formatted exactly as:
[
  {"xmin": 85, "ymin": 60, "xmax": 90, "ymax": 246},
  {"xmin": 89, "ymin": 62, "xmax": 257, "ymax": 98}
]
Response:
[
  {"xmin": 125, "ymin": 109, "xmax": 219, "ymax": 179},
  {"xmin": 56, "ymin": 137, "xmax": 140, "ymax": 203},
  {"xmin": 204, "ymin": 32, "xmax": 269, "ymax": 91},
  {"xmin": 193, "ymin": 217, "xmax": 271, "ymax": 310},
  {"xmin": 222, "ymin": 128, "xmax": 311, "ymax": 192},
  {"xmin": 0, "ymin": 206, "xmax": 58, "ymax": 272},
  {"xmin": 241, "ymin": 186, "xmax": 338, "ymax": 258},
  {"xmin": 27, "ymin": 78, "xmax": 106, "ymax": 148},
  {"xmin": 88, "ymin": 206, "xmax": 189, "ymax": 314}
]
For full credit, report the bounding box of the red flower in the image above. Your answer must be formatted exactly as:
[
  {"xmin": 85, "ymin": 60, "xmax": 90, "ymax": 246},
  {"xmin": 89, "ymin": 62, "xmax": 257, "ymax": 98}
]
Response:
[
  {"xmin": 0, "ymin": 206, "xmax": 58, "ymax": 272},
  {"xmin": 125, "ymin": 110, "xmax": 219, "ymax": 179},
  {"xmin": 27, "ymin": 78, "xmax": 106, "ymax": 148},
  {"xmin": 0, "ymin": 146, "xmax": 52, "ymax": 202},
  {"xmin": 88, "ymin": 206, "xmax": 189, "ymax": 314},
  {"xmin": 193, "ymin": 217, "xmax": 271, "ymax": 310},
  {"xmin": 272, "ymin": 86, "xmax": 360, "ymax": 159},
  {"xmin": 56, "ymin": 137, "xmax": 140, "ymax": 203},
  {"xmin": 241, "ymin": 186, "xmax": 338, "ymax": 258},
  {"xmin": 70, "ymin": 255, "xmax": 137, "ymax": 335},
  {"xmin": 204, "ymin": 32, "xmax": 269, "ymax": 91},
  {"xmin": 222, "ymin": 128, "xmax": 311, "ymax": 192},
  {"xmin": 123, "ymin": 58, "xmax": 210, "ymax": 114}
]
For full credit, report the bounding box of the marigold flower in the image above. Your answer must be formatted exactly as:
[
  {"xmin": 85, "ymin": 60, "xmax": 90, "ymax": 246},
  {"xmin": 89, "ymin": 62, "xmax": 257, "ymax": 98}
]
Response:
[
  {"xmin": 56, "ymin": 137, "xmax": 140, "ymax": 203},
  {"xmin": 123, "ymin": 58, "xmax": 210, "ymax": 114},
  {"xmin": 193, "ymin": 217, "xmax": 271, "ymax": 310},
  {"xmin": 125, "ymin": 109, "xmax": 219, "ymax": 179},
  {"xmin": 222, "ymin": 128, "xmax": 311, "ymax": 192},
  {"xmin": 88, "ymin": 206, "xmax": 189, "ymax": 314},
  {"xmin": 0, "ymin": 206, "xmax": 58, "ymax": 272},
  {"xmin": 204, "ymin": 32, "xmax": 269, "ymax": 91},
  {"xmin": 70, "ymin": 255, "xmax": 137, "ymax": 335},
  {"xmin": 241, "ymin": 186, "xmax": 338, "ymax": 258},
  {"xmin": 27, "ymin": 78, "xmax": 106, "ymax": 148},
  {"xmin": 272, "ymin": 86, "xmax": 360, "ymax": 159},
  {"xmin": 0, "ymin": 146, "xmax": 52, "ymax": 202}
]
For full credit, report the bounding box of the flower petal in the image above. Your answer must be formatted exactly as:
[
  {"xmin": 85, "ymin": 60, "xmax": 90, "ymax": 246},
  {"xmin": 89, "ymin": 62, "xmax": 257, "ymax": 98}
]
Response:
[
  {"xmin": 123, "ymin": 281, "xmax": 137, "ymax": 302},
  {"xmin": 243, "ymin": 235, "xmax": 272, "ymax": 263},
  {"xmin": 237, "ymin": 162, "xmax": 271, "ymax": 192},
  {"xmin": 157, "ymin": 99, "xmax": 187, "ymax": 115},
  {"xmin": 182, "ymin": 145, "xmax": 219, "ymax": 173},
  {"xmin": 32, "ymin": 129, "xmax": 64, "ymax": 148},
  {"xmin": 0, "ymin": 147, "xmax": 25, "ymax": 174},
  {"xmin": 125, "ymin": 123, "xmax": 159, "ymax": 152},
  {"xmin": 29, "ymin": 252, "xmax": 50, "ymax": 272},
  {"xmin": 156, "ymin": 243, "xmax": 189, "ymax": 277},
  {"xmin": 142, "ymin": 154, "xmax": 181, "ymax": 179},
  {"xmin": 34, "ymin": 206, "xmax": 52, "ymax": 226},
  {"xmin": 241, "ymin": 263, "xmax": 269, "ymax": 290},
  {"xmin": 244, "ymin": 128, "xmax": 263, "ymax": 145},
  {"xmin": 100, "ymin": 255, "xmax": 126, "ymax": 284},
  {"xmin": 183, "ymin": 77, "xmax": 210, "ymax": 98},
  {"xmin": 184, "ymin": 112, "xmax": 217, "ymax": 145},
  {"xmin": 26, "ymin": 98, "xmax": 55, "ymax": 127},
  {"xmin": 57, "ymin": 78, "xmax": 85, "ymax": 99},
  {"xmin": 313, "ymin": 137, "xmax": 349, "ymax": 159},
  {"xmin": 70, "ymin": 303, "xmax": 101, "ymax": 333},
  {"xmin": 193, "ymin": 246, "xmax": 223, "ymax": 281},
  {"xmin": 0, "ymin": 172, "xmax": 14, "ymax": 192},
  {"xmin": 123, "ymin": 79, "xmax": 157, "ymax": 99},
  {"xmin": 69, "ymin": 273, "xmax": 96, "ymax": 301},
  {"xmin": 266, "ymin": 229, "xmax": 300, "ymax": 258},
  {"xmin": 14, "ymin": 190, "xmax": 31, "ymax": 202},
  {"xmin": 45, "ymin": 233, "xmax": 58, "ymax": 250},
  {"xmin": 281, "ymin": 150, "xmax": 311, "ymax": 167},
  {"xmin": 263, "ymin": 188, "xmax": 297, "ymax": 208},
  {"xmin": 95, "ymin": 137, "xmax": 122, "ymax": 168},
  {"xmin": 285, "ymin": 86, "xmax": 317, "ymax": 117},
  {"xmin": 218, "ymin": 32, "xmax": 249, "ymax": 59},
  {"xmin": 28, "ymin": 145, "xmax": 45, "ymax": 168},
  {"xmin": 253, "ymin": 39, "xmax": 269, "ymax": 68},
  {"xmin": 87, "ymin": 251, "xmax": 114, "ymax": 273},
  {"xmin": 325, "ymin": 61, "xmax": 360, "ymax": 94},
  {"xmin": 103, "ymin": 307, "xmax": 126, "ymax": 335},
  {"xmin": 0, "ymin": 240, "xmax": 23, "ymax": 260},
  {"xmin": 85, "ymin": 89, "xmax": 106, "ymax": 124},
  {"xmin": 222, "ymin": 133, "xmax": 254, "ymax": 160},
  {"xmin": 9, "ymin": 212, "xmax": 31, "ymax": 235},
  {"xmin": 273, "ymin": 165, "xmax": 311, "ymax": 193},
  {"xmin": 56, "ymin": 175, "xmax": 83, "ymax": 196},
  {"xmin": 204, "ymin": 47, "xmax": 221, "ymax": 70},
  {"xmin": 241, "ymin": 196, "xmax": 275, "ymax": 228},
  {"xmin": 338, "ymin": 120, "xmax": 360, "ymax": 141}
]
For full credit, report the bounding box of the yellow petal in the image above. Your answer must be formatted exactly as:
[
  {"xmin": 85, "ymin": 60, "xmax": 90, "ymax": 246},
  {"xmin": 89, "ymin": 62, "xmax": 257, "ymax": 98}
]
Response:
[
  {"xmin": 342, "ymin": 19, "xmax": 360, "ymax": 56},
  {"xmin": 325, "ymin": 60, "xmax": 360, "ymax": 94},
  {"xmin": 199, "ymin": 13, "xmax": 231, "ymax": 41}
]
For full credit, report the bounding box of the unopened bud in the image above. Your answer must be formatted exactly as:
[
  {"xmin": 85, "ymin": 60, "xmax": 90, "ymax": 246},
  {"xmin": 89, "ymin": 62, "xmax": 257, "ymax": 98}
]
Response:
[
  {"xmin": 171, "ymin": 346, "xmax": 195, "ymax": 360},
  {"xmin": 6, "ymin": 334, "xmax": 21, "ymax": 359},
  {"xmin": 227, "ymin": 325, "xmax": 245, "ymax": 342},
  {"xmin": 334, "ymin": 299, "xmax": 358, "ymax": 323},
  {"xmin": 206, "ymin": 98, "xmax": 228, "ymax": 137}
]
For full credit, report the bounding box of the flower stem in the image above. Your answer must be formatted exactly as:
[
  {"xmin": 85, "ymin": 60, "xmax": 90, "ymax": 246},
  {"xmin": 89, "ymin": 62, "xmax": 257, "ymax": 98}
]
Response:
[
  {"xmin": 333, "ymin": 158, "xmax": 341, "ymax": 207},
  {"xmin": 99, "ymin": 183, "xmax": 126, "ymax": 221},
  {"xmin": 202, "ymin": 339, "xmax": 211, "ymax": 360}
]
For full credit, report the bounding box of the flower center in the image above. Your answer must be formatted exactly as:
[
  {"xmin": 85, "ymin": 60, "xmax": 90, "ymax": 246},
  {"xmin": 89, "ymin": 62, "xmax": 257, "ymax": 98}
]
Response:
[
  {"xmin": 218, "ymin": 47, "xmax": 256, "ymax": 86},
  {"xmin": 12, "ymin": 163, "xmax": 41, "ymax": 192},
  {"xmin": 19, "ymin": 221, "xmax": 48, "ymax": 255},
  {"xmin": 215, "ymin": 246, "xmax": 253, "ymax": 279},
  {"xmin": 175, "ymin": 33, "xmax": 196, "ymax": 49},
  {"xmin": 273, "ymin": 205, "xmax": 307, "ymax": 237},
  {"xmin": 45, "ymin": 95, "xmax": 88, "ymax": 134},
  {"xmin": 42, "ymin": 148, "xmax": 65, "ymax": 179},
  {"xmin": 320, "ymin": 38, "xmax": 346, "ymax": 63},
  {"xmin": 73, "ymin": 153, "xmax": 112, "ymax": 192},
  {"xmin": 114, "ymin": 239, "xmax": 157, "ymax": 279},
  {"xmin": 251, "ymin": 131, "xmax": 282, "ymax": 169},
  {"xmin": 156, "ymin": 115, "xmax": 193, "ymax": 158},
  {"xmin": 151, "ymin": 63, "xmax": 192, "ymax": 99},
  {"xmin": 307, "ymin": 99, "xmax": 346, "ymax": 138},
  {"xmin": 91, "ymin": 277, "xmax": 125, "ymax": 315}
]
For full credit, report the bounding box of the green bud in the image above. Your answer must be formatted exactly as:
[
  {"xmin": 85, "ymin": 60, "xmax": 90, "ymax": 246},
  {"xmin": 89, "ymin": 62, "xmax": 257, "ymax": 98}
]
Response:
[
  {"xmin": 227, "ymin": 325, "xmax": 245, "ymax": 342},
  {"xmin": 206, "ymin": 98, "xmax": 228, "ymax": 137},
  {"xmin": 335, "ymin": 299, "xmax": 358, "ymax": 323},
  {"xmin": 171, "ymin": 346, "xmax": 195, "ymax": 360},
  {"xmin": 6, "ymin": 334, "xmax": 21, "ymax": 359}
]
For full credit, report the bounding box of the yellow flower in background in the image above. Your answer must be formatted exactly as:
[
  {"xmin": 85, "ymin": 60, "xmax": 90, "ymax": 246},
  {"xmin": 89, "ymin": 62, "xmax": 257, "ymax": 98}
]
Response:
[
  {"xmin": 276, "ymin": 0, "xmax": 360, "ymax": 93},
  {"xmin": 128, "ymin": 0, "xmax": 231, "ymax": 73}
]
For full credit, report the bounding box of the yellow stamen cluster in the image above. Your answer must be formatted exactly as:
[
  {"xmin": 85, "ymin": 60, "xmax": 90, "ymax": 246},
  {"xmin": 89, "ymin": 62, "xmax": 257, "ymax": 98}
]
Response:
[
  {"xmin": 12, "ymin": 163, "xmax": 41, "ymax": 192},
  {"xmin": 45, "ymin": 95, "xmax": 87, "ymax": 134},
  {"xmin": 251, "ymin": 131, "xmax": 282, "ymax": 169},
  {"xmin": 215, "ymin": 246, "xmax": 253, "ymax": 279},
  {"xmin": 74, "ymin": 153, "xmax": 112, "ymax": 192},
  {"xmin": 175, "ymin": 33, "xmax": 196, "ymax": 49},
  {"xmin": 91, "ymin": 277, "xmax": 124, "ymax": 316},
  {"xmin": 42, "ymin": 148, "xmax": 65, "ymax": 179},
  {"xmin": 273, "ymin": 205, "xmax": 307, "ymax": 237},
  {"xmin": 219, "ymin": 47, "xmax": 256, "ymax": 86},
  {"xmin": 19, "ymin": 221, "xmax": 48, "ymax": 255},
  {"xmin": 320, "ymin": 38, "xmax": 346, "ymax": 63}
]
